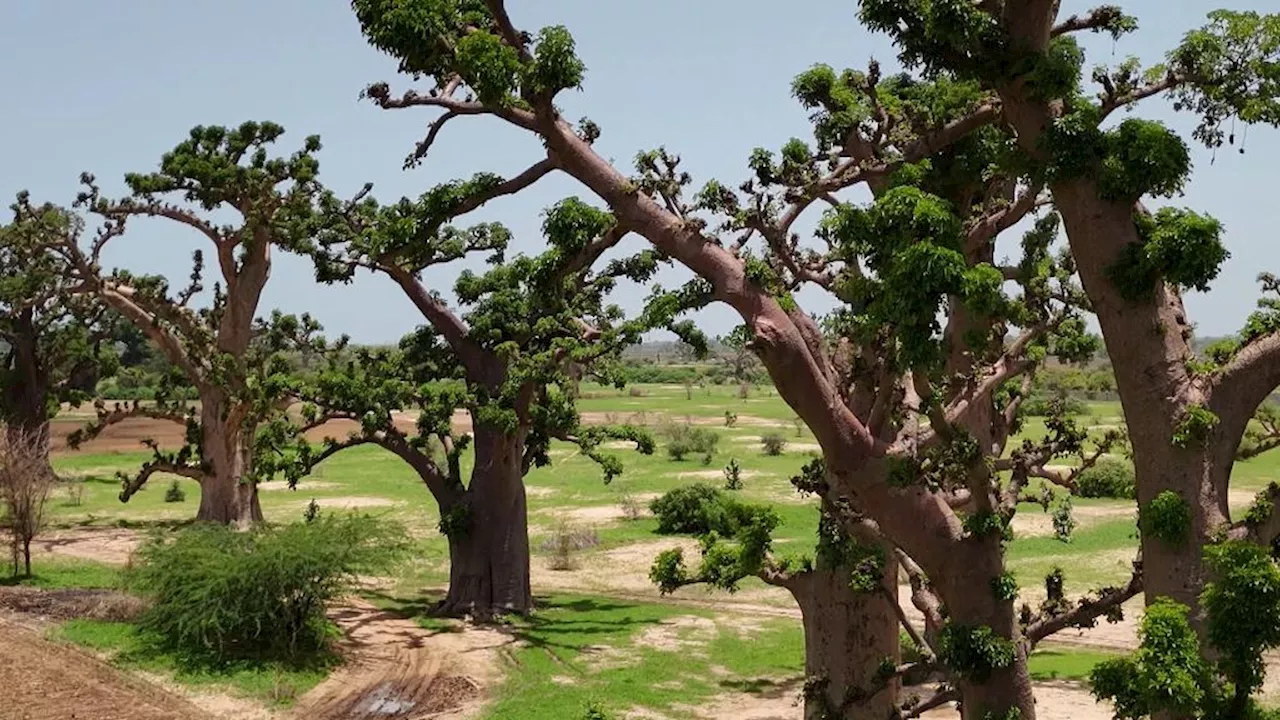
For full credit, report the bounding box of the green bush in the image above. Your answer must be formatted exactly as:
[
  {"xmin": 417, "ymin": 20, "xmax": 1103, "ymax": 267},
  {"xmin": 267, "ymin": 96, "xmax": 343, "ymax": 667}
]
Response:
[
  {"xmin": 760, "ymin": 432, "xmax": 787, "ymax": 456},
  {"xmin": 1020, "ymin": 393, "xmax": 1088, "ymax": 417},
  {"xmin": 1075, "ymin": 458, "xmax": 1136, "ymax": 500},
  {"xmin": 661, "ymin": 422, "xmax": 720, "ymax": 462},
  {"xmin": 163, "ymin": 480, "xmax": 186, "ymax": 503},
  {"xmin": 649, "ymin": 483, "xmax": 773, "ymax": 537},
  {"xmin": 128, "ymin": 515, "xmax": 406, "ymax": 662}
]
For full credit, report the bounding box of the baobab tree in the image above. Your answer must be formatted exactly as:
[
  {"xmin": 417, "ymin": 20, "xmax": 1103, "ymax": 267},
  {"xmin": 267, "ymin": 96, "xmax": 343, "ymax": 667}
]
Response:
[
  {"xmin": 285, "ymin": 193, "xmax": 681, "ymax": 616},
  {"xmin": 0, "ymin": 203, "xmax": 117, "ymax": 476},
  {"xmin": 835, "ymin": 7, "xmax": 1280, "ymax": 713},
  {"xmin": 38, "ymin": 121, "xmax": 336, "ymax": 525},
  {"xmin": 348, "ymin": 4, "xmax": 1143, "ymax": 716}
]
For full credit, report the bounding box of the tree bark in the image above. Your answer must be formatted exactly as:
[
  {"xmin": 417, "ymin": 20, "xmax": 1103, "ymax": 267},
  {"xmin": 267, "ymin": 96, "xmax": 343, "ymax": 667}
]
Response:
[
  {"xmin": 790, "ymin": 554, "xmax": 901, "ymax": 719},
  {"xmin": 195, "ymin": 394, "xmax": 263, "ymax": 526},
  {"xmin": 436, "ymin": 426, "xmax": 533, "ymax": 617},
  {"xmin": 3, "ymin": 310, "xmax": 55, "ymax": 481},
  {"xmin": 938, "ymin": 538, "xmax": 1037, "ymax": 720}
]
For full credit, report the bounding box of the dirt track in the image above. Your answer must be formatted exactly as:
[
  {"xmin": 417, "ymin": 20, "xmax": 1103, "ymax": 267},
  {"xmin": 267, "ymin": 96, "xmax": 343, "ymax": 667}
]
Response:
[{"xmin": 0, "ymin": 617, "xmax": 212, "ymax": 720}]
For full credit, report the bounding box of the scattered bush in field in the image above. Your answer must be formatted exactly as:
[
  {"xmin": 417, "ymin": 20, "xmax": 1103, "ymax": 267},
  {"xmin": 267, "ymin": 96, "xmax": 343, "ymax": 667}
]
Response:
[
  {"xmin": 0, "ymin": 427, "xmax": 55, "ymax": 576},
  {"xmin": 618, "ymin": 489, "xmax": 642, "ymax": 521},
  {"xmin": 760, "ymin": 432, "xmax": 787, "ymax": 456},
  {"xmin": 683, "ymin": 379, "xmax": 694, "ymax": 400},
  {"xmin": 737, "ymin": 382, "xmax": 751, "ymax": 399},
  {"xmin": 62, "ymin": 478, "xmax": 86, "ymax": 507},
  {"xmin": 1075, "ymin": 458, "xmax": 1137, "ymax": 500},
  {"xmin": 628, "ymin": 387, "xmax": 647, "ymax": 398},
  {"xmin": 580, "ymin": 700, "xmax": 613, "ymax": 720},
  {"xmin": 128, "ymin": 514, "xmax": 407, "ymax": 662},
  {"xmin": 540, "ymin": 520, "xmax": 599, "ymax": 571},
  {"xmin": 164, "ymin": 480, "xmax": 186, "ymax": 503},
  {"xmin": 792, "ymin": 416, "xmax": 804, "ymax": 437},
  {"xmin": 1020, "ymin": 392, "xmax": 1088, "ymax": 417},
  {"xmin": 723, "ymin": 459, "xmax": 743, "ymax": 490},
  {"xmin": 724, "ymin": 411, "xmax": 737, "ymax": 428},
  {"xmin": 661, "ymin": 422, "xmax": 720, "ymax": 463},
  {"xmin": 303, "ymin": 499, "xmax": 320, "ymax": 523},
  {"xmin": 649, "ymin": 483, "xmax": 776, "ymax": 537}
]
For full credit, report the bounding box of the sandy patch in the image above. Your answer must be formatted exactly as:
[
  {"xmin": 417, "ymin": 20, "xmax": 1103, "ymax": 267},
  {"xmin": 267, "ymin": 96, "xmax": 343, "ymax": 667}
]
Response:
[
  {"xmin": 525, "ymin": 486, "xmax": 556, "ymax": 497},
  {"xmin": 258, "ymin": 480, "xmax": 339, "ymax": 492},
  {"xmin": 634, "ymin": 615, "xmax": 718, "ymax": 654},
  {"xmin": 34, "ymin": 526, "xmax": 143, "ymax": 565},
  {"xmin": 676, "ymin": 470, "xmax": 769, "ymax": 481},
  {"xmin": 306, "ymin": 496, "xmax": 398, "ymax": 510}
]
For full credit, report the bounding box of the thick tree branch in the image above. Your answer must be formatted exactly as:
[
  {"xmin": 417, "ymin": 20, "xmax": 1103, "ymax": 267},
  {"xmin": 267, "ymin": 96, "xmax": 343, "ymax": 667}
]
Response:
[
  {"xmin": 1213, "ymin": 332, "xmax": 1280, "ymax": 429},
  {"xmin": 1027, "ymin": 557, "xmax": 1143, "ymax": 646}
]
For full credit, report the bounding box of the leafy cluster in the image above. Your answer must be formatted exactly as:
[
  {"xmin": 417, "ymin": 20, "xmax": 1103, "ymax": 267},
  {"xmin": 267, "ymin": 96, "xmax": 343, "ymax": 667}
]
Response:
[
  {"xmin": 936, "ymin": 623, "xmax": 1017, "ymax": 682},
  {"xmin": 354, "ymin": 0, "xmax": 585, "ymax": 106},
  {"xmin": 1140, "ymin": 490, "xmax": 1192, "ymax": 546},
  {"xmin": 1092, "ymin": 541, "xmax": 1280, "ymax": 720},
  {"xmin": 1107, "ymin": 208, "xmax": 1228, "ymax": 302}
]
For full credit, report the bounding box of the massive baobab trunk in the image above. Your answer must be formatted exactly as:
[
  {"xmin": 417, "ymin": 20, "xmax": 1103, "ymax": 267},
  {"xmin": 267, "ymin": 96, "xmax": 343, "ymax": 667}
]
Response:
[
  {"xmin": 437, "ymin": 426, "xmax": 533, "ymax": 617},
  {"xmin": 195, "ymin": 394, "xmax": 263, "ymax": 526},
  {"xmin": 2, "ymin": 310, "xmax": 54, "ymax": 479},
  {"xmin": 790, "ymin": 555, "xmax": 900, "ymax": 720}
]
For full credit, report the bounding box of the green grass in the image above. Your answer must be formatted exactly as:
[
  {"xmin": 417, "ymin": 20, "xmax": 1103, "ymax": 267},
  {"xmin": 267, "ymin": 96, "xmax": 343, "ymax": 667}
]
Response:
[
  {"xmin": 1029, "ymin": 647, "xmax": 1119, "ymax": 682},
  {"xmin": 472, "ymin": 595, "xmax": 804, "ymax": 720},
  {"xmin": 1, "ymin": 556, "xmax": 123, "ymax": 589},
  {"xmin": 54, "ymin": 619, "xmax": 329, "ymax": 707}
]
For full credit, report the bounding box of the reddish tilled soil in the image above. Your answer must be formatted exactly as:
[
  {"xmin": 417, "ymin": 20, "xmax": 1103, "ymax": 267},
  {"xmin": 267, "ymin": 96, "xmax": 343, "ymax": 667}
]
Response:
[{"xmin": 0, "ymin": 619, "xmax": 213, "ymax": 720}]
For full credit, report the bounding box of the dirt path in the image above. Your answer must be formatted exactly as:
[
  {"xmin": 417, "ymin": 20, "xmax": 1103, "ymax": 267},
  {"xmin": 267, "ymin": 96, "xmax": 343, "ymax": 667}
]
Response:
[
  {"xmin": 292, "ymin": 599, "xmax": 517, "ymax": 720},
  {"xmin": 0, "ymin": 616, "xmax": 213, "ymax": 720}
]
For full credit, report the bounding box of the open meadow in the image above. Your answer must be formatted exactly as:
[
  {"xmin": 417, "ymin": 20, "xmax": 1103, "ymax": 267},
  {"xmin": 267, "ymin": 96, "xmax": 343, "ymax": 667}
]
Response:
[{"xmin": 4, "ymin": 382, "xmax": 1278, "ymax": 720}]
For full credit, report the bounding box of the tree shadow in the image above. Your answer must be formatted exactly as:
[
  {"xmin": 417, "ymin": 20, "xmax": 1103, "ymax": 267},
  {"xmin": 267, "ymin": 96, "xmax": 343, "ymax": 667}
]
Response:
[{"xmin": 717, "ymin": 675, "xmax": 803, "ymax": 697}]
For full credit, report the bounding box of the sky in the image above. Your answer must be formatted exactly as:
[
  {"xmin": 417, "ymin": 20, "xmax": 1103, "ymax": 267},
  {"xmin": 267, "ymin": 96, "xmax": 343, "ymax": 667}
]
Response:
[{"xmin": 2, "ymin": 0, "xmax": 1276, "ymax": 344}]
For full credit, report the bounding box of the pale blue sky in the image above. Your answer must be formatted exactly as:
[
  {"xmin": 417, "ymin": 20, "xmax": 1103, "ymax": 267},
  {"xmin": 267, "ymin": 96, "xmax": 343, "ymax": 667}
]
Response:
[{"xmin": 2, "ymin": 1, "xmax": 1276, "ymax": 343}]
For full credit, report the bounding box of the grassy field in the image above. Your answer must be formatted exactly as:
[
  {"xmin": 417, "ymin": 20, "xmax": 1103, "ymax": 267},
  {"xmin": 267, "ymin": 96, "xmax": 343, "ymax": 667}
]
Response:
[{"xmin": 31, "ymin": 382, "xmax": 1280, "ymax": 718}]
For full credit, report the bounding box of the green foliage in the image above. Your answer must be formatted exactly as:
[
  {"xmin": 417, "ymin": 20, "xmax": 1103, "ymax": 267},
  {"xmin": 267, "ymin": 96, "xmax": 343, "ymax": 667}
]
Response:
[
  {"xmin": 759, "ymin": 432, "xmax": 787, "ymax": 456},
  {"xmin": 1108, "ymin": 208, "xmax": 1228, "ymax": 302},
  {"xmin": 128, "ymin": 516, "xmax": 407, "ymax": 662},
  {"xmin": 1203, "ymin": 541, "xmax": 1280, "ymax": 703},
  {"xmin": 963, "ymin": 511, "xmax": 1013, "ymax": 543},
  {"xmin": 649, "ymin": 484, "xmax": 774, "ymax": 538},
  {"xmin": 1027, "ymin": 36, "xmax": 1085, "ymax": 100},
  {"xmin": 660, "ymin": 423, "xmax": 719, "ymax": 463},
  {"xmin": 1173, "ymin": 404, "xmax": 1221, "ymax": 449},
  {"xmin": 1019, "ymin": 392, "xmax": 1088, "ymax": 418},
  {"xmin": 936, "ymin": 623, "xmax": 1016, "ymax": 682},
  {"xmin": 579, "ymin": 700, "xmax": 613, "ymax": 720},
  {"xmin": 991, "ymin": 572, "xmax": 1019, "ymax": 602},
  {"xmin": 163, "ymin": 480, "xmax": 185, "ymax": 504},
  {"xmin": 1093, "ymin": 541, "xmax": 1280, "ymax": 720},
  {"xmin": 1098, "ymin": 120, "xmax": 1191, "ymax": 202},
  {"xmin": 1076, "ymin": 458, "xmax": 1137, "ymax": 500},
  {"xmin": 1166, "ymin": 10, "xmax": 1280, "ymax": 149},
  {"xmin": 1140, "ymin": 491, "xmax": 1191, "ymax": 546},
  {"xmin": 723, "ymin": 459, "xmax": 743, "ymax": 490}
]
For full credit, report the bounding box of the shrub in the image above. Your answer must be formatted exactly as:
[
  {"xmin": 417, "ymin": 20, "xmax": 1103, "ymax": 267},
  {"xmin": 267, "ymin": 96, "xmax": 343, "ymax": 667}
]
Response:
[
  {"xmin": 737, "ymin": 382, "xmax": 751, "ymax": 399},
  {"xmin": 760, "ymin": 432, "xmax": 788, "ymax": 456},
  {"xmin": 723, "ymin": 459, "xmax": 743, "ymax": 490},
  {"xmin": 62, "ymin": 478, "xmax": 86, "ymax": 507},
  {"xmin": 724, "ymin": 411, "xmax": 738, "ymax": 428},
  {"xmin": 628, "ymin": 386, "xmax": 647, "ymax": 398},
  {"xmin": 1020, "ymin": 392, "xmax": 1088, "ymax": 417},
  {"xmin": 540, "ymin": 520, "xmax": 600, "ymax": 571},
  {"xmin": 618, "ymin": 489, "xmax": 642, "ymax": 521},
  {"xmin": 1, "ymin": 427, "xmax": 56, "ymax": 576},
  {"xmin": 163, "ymin": 480, "xmax": 186, "ymax": 503},
  {"xmin": 128, "ymin": 514, "xmax": 406, "ymax": 662},
  {"xmin": 1075, "ymin": 458, "xmax": 1136, "ymax": 500},
  {"xmin": 661, "ymin": 422, "xmax": 720, "ymax": 462},
  {"xmin": 649, "ymin": 483, "xmax": 774, "ymax": 537}
]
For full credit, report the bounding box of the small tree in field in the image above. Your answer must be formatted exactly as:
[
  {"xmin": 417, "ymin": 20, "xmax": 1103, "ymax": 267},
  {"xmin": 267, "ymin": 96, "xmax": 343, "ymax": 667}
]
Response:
[
  {"xmin": 29, "ymin": 122, "xmax": 341, "ymax": 525},
  {"xmin": 0, "ymin": 426, "xmax": 56, "ymax": 576}
]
